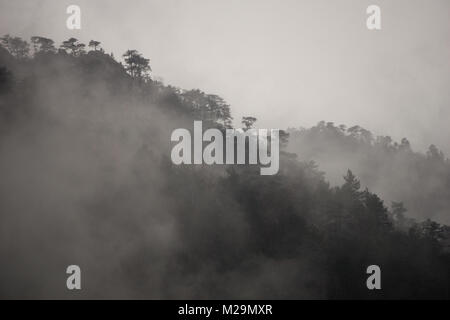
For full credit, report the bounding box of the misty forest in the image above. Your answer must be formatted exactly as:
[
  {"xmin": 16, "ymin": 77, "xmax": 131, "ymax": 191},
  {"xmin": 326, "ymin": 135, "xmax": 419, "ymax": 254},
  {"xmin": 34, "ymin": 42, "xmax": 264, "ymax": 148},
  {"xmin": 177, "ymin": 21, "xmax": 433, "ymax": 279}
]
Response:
[{"xmin": 0, "ymin": 35, "xmax": 449, "ymax": 299}]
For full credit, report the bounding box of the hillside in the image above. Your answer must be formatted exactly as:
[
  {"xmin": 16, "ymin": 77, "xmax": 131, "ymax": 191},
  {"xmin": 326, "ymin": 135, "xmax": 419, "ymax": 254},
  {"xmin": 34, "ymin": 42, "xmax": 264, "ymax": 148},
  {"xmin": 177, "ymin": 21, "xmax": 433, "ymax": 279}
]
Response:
[
  {"xmin": 0, "ymin": 35, "xmax": 449, "ymax": 299},
  {"xmin": 288, "ymin": 122, "xmax": 450, "ymax": 225}
]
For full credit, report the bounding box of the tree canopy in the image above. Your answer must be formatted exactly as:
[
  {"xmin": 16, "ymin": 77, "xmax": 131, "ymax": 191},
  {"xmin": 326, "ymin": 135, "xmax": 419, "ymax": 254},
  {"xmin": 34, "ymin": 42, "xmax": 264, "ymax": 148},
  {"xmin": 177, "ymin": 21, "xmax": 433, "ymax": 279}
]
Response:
[{"xmin": 0, "ymin": 34, "xmax": 449, "ymax": 299}]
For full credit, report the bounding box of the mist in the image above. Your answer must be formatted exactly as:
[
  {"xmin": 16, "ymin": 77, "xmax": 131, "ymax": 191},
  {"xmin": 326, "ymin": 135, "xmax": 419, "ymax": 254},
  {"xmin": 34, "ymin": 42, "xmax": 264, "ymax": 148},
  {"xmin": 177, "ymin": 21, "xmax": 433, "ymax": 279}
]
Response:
[
  {"xmin": 0, "ymin": 46, "xmax": 330, "ymax": 299},
  {"xmin": 1, "ymin": 1, "xmax": 450, "ymax": 300},
  {"xmin": 1, "ymin": 0, "xmax": 449, "ymax": 153}
]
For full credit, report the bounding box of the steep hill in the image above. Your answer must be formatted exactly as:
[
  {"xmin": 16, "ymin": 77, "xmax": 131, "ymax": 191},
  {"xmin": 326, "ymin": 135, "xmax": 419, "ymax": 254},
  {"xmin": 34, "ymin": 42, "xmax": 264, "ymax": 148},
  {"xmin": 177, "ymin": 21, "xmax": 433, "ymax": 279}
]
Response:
[{"xmin": 0, "ymin": 36, "xmax": 449, "ymax": 299}]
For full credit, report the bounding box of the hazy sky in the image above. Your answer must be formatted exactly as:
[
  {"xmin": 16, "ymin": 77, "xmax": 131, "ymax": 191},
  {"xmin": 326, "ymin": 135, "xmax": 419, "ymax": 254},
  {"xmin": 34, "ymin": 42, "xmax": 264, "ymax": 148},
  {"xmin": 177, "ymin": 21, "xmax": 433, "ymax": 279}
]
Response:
[{"xmin": 1, "ymin": 0, "xmax": 449, "ymax": 152}]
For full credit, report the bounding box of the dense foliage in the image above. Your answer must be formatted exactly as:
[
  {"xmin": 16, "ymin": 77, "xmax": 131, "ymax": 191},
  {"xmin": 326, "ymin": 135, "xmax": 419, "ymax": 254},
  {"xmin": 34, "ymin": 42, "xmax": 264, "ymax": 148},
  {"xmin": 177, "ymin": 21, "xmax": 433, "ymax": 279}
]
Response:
[
  {"xmin": 0, "ymin": 36, "xmax": 449, "ymax": 299},
  {"xmin": 288, "ymin": 122, "xmax": 450, "ymax": 225}
]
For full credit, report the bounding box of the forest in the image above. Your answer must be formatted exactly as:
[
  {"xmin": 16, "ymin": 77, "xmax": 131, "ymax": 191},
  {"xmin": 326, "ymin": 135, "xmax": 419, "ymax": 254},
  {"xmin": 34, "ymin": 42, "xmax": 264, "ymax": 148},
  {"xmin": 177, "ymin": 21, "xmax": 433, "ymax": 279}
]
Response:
[
  {"xmin": 287, "ymin": 122, "xmax": 450, "ymax": 225},
  {"xmin": 0, "ymin": 35, "xmax": 449, "ymax": 299}
]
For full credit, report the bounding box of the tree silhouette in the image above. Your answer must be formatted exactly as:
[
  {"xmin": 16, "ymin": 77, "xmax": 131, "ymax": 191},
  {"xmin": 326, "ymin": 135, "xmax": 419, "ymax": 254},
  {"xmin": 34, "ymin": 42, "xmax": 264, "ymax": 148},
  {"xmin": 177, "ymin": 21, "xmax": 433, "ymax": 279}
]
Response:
[
  {"xmin": 0, "ymin": 35, "xmax": 29, "ymax": 59},
  {"xmin": 342, "ymin": 169, "xmax": 361, "ymax": 196},
  {"xmin": 31, "ymin": 36, "xmax": 56, "ymax": 55},
  {"xmin": 279, "ymin": 130, "xmax": 290, "ymax": 147},
  {"xmin": 204, "ymin": 94, "xmax": 232, "ymax": 127},
  {"xmin": 122, "ymin": 50, "xmax": 151, "ymax": 80},
  {"xmin": 60, "ymin": 38, "xmax": 85, "ymax": 56},
  {"xmin": 426, "ymin": 144, "xmax": 444, "ymax": 162},
  {"xmin": 242, "ymin": 116, "xmax": 257, "ymax": 131},
  {"xmin": 88, "ymin": 40, "xmax": 101, "ymax": 52}
]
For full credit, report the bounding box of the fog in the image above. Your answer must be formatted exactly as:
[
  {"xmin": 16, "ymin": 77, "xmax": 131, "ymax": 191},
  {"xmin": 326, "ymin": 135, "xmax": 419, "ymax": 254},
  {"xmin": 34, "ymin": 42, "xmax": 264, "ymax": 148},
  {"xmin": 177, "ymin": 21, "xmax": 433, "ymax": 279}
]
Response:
[
  {"xmin": 0, "ymin": 50, "xmax": 325, "ymax": 299},
  {"xmin": 1, "ymin": 0, "xmax": 449, "ymax": 153},
  {"xmin": 1, "ymin": 0, "xmax": 450, "ymax": 300}
]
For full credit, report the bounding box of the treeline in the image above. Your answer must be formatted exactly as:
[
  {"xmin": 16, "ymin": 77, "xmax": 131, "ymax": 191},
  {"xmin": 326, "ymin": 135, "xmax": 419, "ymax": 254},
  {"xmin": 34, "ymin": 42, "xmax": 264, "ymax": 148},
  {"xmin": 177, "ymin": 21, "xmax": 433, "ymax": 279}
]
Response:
[
  {"xmin": 0, "ymin": 35, "xmax": 235, "ymax": 129},
  {"xmin": 0, "ymin": 35, "xmax": 449, "ymax": 299},
  {"xmin": 287, "ymin": 121, "xmax": 450, "ymax": 226}
]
